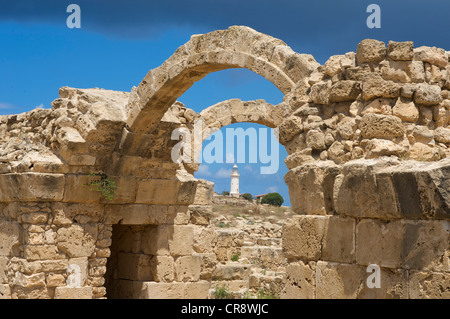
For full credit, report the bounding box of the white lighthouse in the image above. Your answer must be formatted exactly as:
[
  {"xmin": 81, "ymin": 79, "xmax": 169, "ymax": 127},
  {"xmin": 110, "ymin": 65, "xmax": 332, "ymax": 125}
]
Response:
[{"xmin": 230, "ymin": 164, "xmax": 240, "ymax": 197}]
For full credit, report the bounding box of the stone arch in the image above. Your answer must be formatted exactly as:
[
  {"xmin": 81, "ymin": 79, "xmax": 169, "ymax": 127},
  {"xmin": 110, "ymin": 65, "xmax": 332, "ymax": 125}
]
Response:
[{"xmin": 124, "ymin": 25, "xmax": 319, "ymax": 135}]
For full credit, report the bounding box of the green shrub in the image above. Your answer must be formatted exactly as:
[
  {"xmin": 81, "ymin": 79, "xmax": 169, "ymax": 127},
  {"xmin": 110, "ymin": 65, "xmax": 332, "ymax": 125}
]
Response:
[
  {"xmin": 241, "ymin": 193, "xmax": 253, "ymax": 202},
  {"xmin": 261, "ymin": 192, "xmax": 284, "ymax": 207},
  {"xmin": 231, "ymin": 253, "xmax": 239, "ymax": 262},
  {"xmin": 82, "ymin": 173, "xmax": 117, "ymax": 200},
  {"xmin": 221, "ymin": 190, "xmax": 230, "ymax": 196},
  {"xmin": 214, "ymin": 285, "xmax": 233, "ymax": 299}
]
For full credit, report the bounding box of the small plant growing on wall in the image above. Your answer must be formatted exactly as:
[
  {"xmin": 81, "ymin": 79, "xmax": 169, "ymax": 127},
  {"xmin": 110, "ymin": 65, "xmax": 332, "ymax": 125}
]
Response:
[{"xmin": 82, "ymin": 173, "xmax": 118, "ymax": 200}]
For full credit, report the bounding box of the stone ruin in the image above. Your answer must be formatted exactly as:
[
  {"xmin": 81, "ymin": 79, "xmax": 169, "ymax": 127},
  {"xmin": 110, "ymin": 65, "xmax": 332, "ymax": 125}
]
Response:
[{"xmin": 0, "ymin": 26, "xmax": 448, "ymax": 299}]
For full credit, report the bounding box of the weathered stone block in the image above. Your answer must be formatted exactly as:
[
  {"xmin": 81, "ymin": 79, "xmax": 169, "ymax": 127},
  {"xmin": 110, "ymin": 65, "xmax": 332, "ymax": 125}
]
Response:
[
  {"xmin": 392, "ymin": 98, "xmax": 419, "ymax": 123},
  {"xmin": 359, "ymin": 113, "xmax": 405, "ymax": 139},
  {"xmin": 414, "ymin": 46, "xmax": 448, "ymax": 68},
  {"xmin": 0, "ymin": 173, "xmax": 64, "ymax": 202},
  {"xmin": 409, "ymin": 271, "xmax": 450, "ymax": 299},
  {"xmin": 0, "ymin": 220, "xmax": 22, "ymax": 256},
  {"xmin": 329, "ymin": 81, "xmax": 361, "ymax": 102},
  {"xmin": 285, "ymin": 162, "xmax": 340, "ymax": 215},
  {"xmin": 135, "ymin": 179, "xmax": 180, "ymax": 205},
  {"xmin": 54, "ymin": 286, "xmax": 93, "ymax": 299},
  {"xmin": 414, "ymin": 84, "xmax": 443, "ymax": 106},
  {"xmin": 315, "ymin": 261, "xmax": 365, "ymax": 299},
  {"xmin": 23, "ymin": 245, "xmax": 65, "ymax": 261},
  {"xmin": 356, "ymin": 219, "xmax": 404, "ymax": 268},
  {"xmin": 356, "ymin": 39, "xmax": 386, "ymax": 64},
  {"xmin": 362, "ymin": 74, "xmax": 399, "ymax": 100},
  {"xmin": 322, "ymin": 216, "xmax": 355, "ymax": 263},
  {"xmin": 56, "ymin": 224, "xmax": 97, "ymax": 258},
  {"xmin": 282, "ymin": 215, "xmax": 329, "ymax": 261},
  {"xmin": 388, "ymin": 41, "xmax": 414, "ymax": 61},
  {"xmin": 174, "ymin": 255, "xmax": 202, "ymax": 282},
  {"xmin": 150, "ymin": 256, "xmax": 174, "ymax": 282},
  {"xmin": 282, "ymin": 261, "xmax": 315, "ymax": 299}
]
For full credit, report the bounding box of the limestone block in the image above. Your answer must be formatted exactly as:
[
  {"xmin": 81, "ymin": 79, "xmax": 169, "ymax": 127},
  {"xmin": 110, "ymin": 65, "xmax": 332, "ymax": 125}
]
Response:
[
  {"xmin": 362, "ymin": 74, "xmax": 399, "ymax": 100},
  {"xmin": 282, "ymin": 261, "xmax": 315, "ymax": 299},
  {"xmin": 54, "ymin": 286, "xmax": 93, "ymax": 299},
  {"xmin": 328, "ymin": 80, "xmax": 361, "ymax": 102},
  {"xmin": 379, "ymin": 60, "xmax": 411, "ymax": 83},
  {"xmin": 23, "ymin": 245, "xmax": 65, "ymax": 261},
  {"xmin": 414, "ymin": 84, "xmax": 443, "ymax": 106},
  {"xmin": 282, "ymin": 215, "xmax": 329, "ymax": 261},
  {"xmin": 14, "ymin": 272, "xmax": 45, "ymax": 288},
  {"xmin": 324, "ymin": 55, "xmax": 345, "ymax": 76},
  {"xmin": 358, "ymin": 267, "xmax": 408, "ymax": 299},
  {"xmin": 284, "ymin": 162, "xmax": 340, "ymax": 215},
  {"xmin": 315, "ymin": 261, "xmax": 365, "ymax": 299},
  {"xmin": 365, "ymin": 139, "xmax": 406, "ymax": 159},
  {"xmin": 0, "ymin": 173, "xmax": 64, "ymax": 202},
  {"xmin": 356, "ymin": 219, "xmax": 404, "ymax": 268},
  {"xmin": 337, "ymin": 117, "xmax": 357, "ymax": 140},
  {"xmin": 0, "ymin": 284, "xmax": 11, "ymax": 299},
  {"xmin": 388, "ymin": 41, "xmax": 414, "ymax": 61},
  {"xmin": 188, "ymin": 205, "xmax": 212, "ymax": 225},
  {"xmin": 322, "ymin": 216, "xmax": 356, "ymax": 263},
  {"xmin": 414, "ymin": 46, "xmax": 448, "ymax": 68},
  {"xmin": 356, "ymin": 39, "xmax": 386, "ymax": 64},
  {"xmin": 435, "ymin": 127, "xmax": 450, "ymax": 144},
  {"xmin": 305, "ymin": 129, "xmax": 326, "ymax": 150},
  {"xmin": 183, "ymin": 281, "xmax": 211, "ymax": 299},
  {"xmin": 170, "ymin": 225, "xmax": 194, "ymax": 256},
  {"xmin": 135, "ymin": 179, "xmax": 180, "ymax": 205},
  {"xmin": 409, "ymin": 271, "xmax": 450, "ymax": 299},
  {"xmin": 402, "ymin": 220, "xmax": 449, "ymax": 272},
  {"xmin": 193, "ymin": 225, "xmax": 217, "ymax": 253},
  {"xmin": 213, "ymin": 263, "xmax": 250, "ymax": 281},
  {"xmin": 410, "ymin": 143, "xmax": 441, "ymax": 162},
  {"xmin": 359, "ymin": 113, "xmax": 405, "ymax": 139},
  {"xmin": 0, "ymin": 220, "xmax": 22, "ymax": 256},
  {"xmin": 56, "ymin": 224, "xmax": 97, "ymax": 258},
  {"xmin": 192, "ymin": 179, "xmax": 214, "ymax": 205},
  {"xmin": 46, "ymin": 274, "xmax": 66, "ymax": 287},
  {"xmin": 0, "ymin": 257, "xmax": 7, "ymax": 283},
  {"xmin": 142, "ymin": 225, "xmax": 172, "ymax": 256},
  {"xmin": 361, "ymin": 98, "xmax": 392, "ymax": 115},
  {"xmin": 310, "ymin": 82, "xmax": 330, "ymax": 105},
  {"xmin": 174, "ymin": 255, "xmax": 202, "ymax": 282},
  {"xmin": 141, "ymin": 282, "xmax": 185, "ymax": 299},
  {"xmin": 392, "ymin": 98, "xmax": 419, "ymax": 122},
  {"xmin": 196, "ymin": 253, "xmax": 217, "ymax": 280},
  {"xmin": 278, "ymin": 116, "xmax": 303, "ymax": 145},
  {"xmin": 333, "ymin": 162, "xmax": 400, "ymax": 219},
  {"xmin": 21, "ymin": 213, "xmax": 48, "ymax": 224}
]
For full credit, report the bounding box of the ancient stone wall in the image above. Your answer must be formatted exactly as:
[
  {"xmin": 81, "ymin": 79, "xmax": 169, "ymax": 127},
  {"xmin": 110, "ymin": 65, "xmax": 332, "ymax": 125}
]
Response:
[{"xmin": 0, "ymin": 26, "xmax": 449, "ymax": 299}]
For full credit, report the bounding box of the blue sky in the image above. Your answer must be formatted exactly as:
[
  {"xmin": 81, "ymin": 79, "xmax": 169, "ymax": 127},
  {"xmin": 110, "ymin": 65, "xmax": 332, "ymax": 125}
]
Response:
[{"xmin": 1, "ymin": 0, "xmax": 450, "ymax": 206}]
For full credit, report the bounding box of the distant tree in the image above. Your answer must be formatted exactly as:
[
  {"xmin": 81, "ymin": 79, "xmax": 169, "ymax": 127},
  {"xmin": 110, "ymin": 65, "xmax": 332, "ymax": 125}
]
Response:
[
  {"xmin": 241, "ymin": 193, "xmax": 253, "ymax": 202},
  {"xmin": 261, "ymin": 192, "xmax": 284, "ymax": 207},
  {"xmin": 221, "ymin": 190, "xmax": 230, "ymax": 196}
]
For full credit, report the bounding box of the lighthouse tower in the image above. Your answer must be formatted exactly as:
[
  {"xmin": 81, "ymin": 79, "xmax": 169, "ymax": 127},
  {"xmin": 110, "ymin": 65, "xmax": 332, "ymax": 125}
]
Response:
[{"xmin": 230, "ymin": 164, "xmax": 240, "ymax": 197}]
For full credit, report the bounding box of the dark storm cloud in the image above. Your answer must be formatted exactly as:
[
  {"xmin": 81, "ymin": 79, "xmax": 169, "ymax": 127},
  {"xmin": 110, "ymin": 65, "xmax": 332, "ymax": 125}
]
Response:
[{"xmin": 1, "ymin": 0, "xmax": 450, "ymax": 61}]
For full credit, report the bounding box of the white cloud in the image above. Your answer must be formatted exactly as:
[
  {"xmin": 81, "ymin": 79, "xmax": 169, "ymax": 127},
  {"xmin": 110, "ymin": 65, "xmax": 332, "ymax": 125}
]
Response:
[
  {"xmin": 243, "ymin": 165, "xmax": 253, "ymax": 172},
  {"xmin": 35, "ymin": 103, "xmax": 45, "ymax": 109},
  {"xmin": 266, "ymin": 186, "xmax": 278, "ymax": 193},
  {"xmin": 196, "ymin": 164, "xmax": 212, "ymax": 177},
  {"xmin": 215, "ymin": 167, "xmax": 232, "ymax": 178},
  {"xmin": 0, "ymin": 102, "xmax": 14, "ymax": 109}
]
